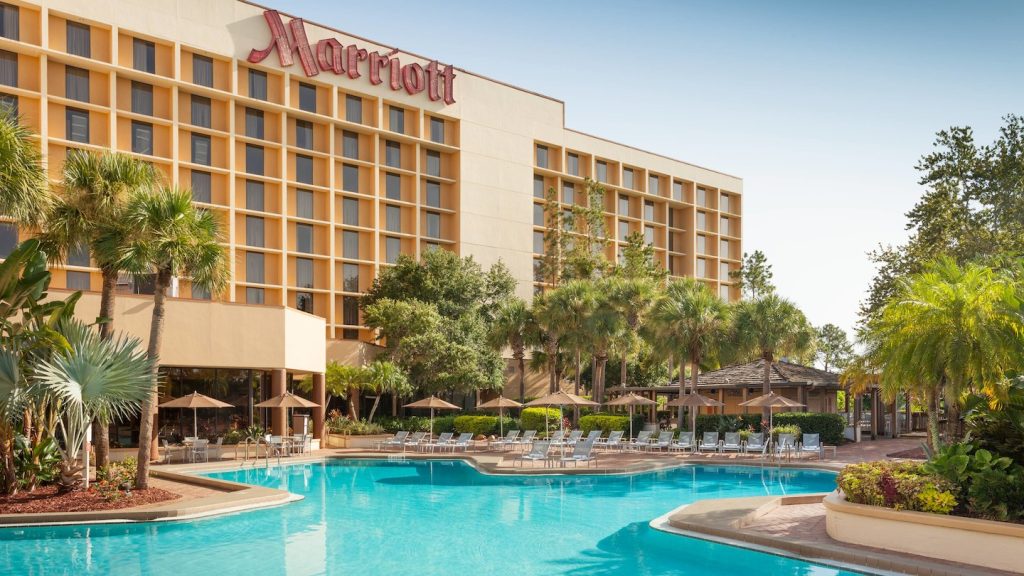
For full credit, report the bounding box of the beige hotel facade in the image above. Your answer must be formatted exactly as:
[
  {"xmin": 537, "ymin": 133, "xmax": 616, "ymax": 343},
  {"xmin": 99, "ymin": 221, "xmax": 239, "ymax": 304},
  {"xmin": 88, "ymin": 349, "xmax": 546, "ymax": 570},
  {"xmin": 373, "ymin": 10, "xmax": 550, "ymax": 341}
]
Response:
[{"xmin": 0, "ymin": 0, "xmax": 743, "ymax": 444}]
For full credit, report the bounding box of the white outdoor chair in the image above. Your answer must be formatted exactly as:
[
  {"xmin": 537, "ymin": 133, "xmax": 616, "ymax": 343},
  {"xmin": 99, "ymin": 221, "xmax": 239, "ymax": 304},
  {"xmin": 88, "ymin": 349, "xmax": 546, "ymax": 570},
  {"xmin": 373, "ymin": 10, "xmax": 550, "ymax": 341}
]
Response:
[
  {"xmin": 669, "ymin": 432, "xmax": 694, "ymax": 453},
  {"xmin": 516, "ymin": 441, "xmax": 551, "ymax": 467},
  {"xmin": 596, "ymin": 430, "xmax": 624, "ymax": 451},
  {"xmin": 797, "ymin": 433, "xmax": 822, "ymax": 459},
  {"xmin": 560, "ymin": 439, "xmax": 597, "ymax": 467},
  {"xmin": 697, "ymin": 432, "xmax": 720, "ymax": 453},
  {"xmin": 721, "ymin": 432, "xmax": 743, "ymax": 453},
  {"xmin": 190, "ymin": 439, "xmax": 210, "ymax": 463},
  {"xmin": 744, "ymin": 433, "xmax": 767, "ymax": 457},
  {"xmin": 652, "ymin": 431, "xmax": 675, "ymax": 451},
  {"xmin": 379, "ymin": 431, "xmax": 409, "ymax": 450}
]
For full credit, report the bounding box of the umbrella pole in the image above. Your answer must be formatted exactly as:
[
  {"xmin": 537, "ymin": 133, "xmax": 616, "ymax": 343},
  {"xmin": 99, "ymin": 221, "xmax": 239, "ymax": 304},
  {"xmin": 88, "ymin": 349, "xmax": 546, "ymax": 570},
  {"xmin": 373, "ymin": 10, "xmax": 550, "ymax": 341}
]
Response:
[
  {"xmin": 194, "ymin": 408, "xmax": 198, "ymax": 438},
  {"xmin": 629, "ymin": 405, "xmax": 634, "ymax": 440},
  {"xmin": 499, "ymin": 407, "xmax": 504, "ymax": 439}
]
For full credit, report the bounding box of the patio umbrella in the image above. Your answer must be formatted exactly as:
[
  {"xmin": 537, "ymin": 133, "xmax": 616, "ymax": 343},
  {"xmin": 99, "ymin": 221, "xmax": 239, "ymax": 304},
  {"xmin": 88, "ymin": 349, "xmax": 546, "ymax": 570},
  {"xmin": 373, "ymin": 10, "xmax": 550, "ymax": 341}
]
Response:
[
  {"xmin": 159, "ymin": 391, "xmax": 234, "ymax": 438},
  {"xmin": 403, "ymin": 396, "xmax": 461, "ymax": 438},
  {"xmin": 525, "ymin": 391, "xmax": 600, "ymax": 438},
  {"xmin": 605, "ymin": 393, "xmax": 657, "ymax": 440},
  {"xmin": 476, "ymin": 395, "xmax": 523, "ymax": 439},
  {"xmin": 255, "ymin": 392, "xmax": 320, "ymax": 434},
  {"xmin": 667, "ymin": 393, "xmax": 725, "ymax": 433},
  {"xmin": 738, "ymin": 392, "xmax": 805, "ymax": 433}
]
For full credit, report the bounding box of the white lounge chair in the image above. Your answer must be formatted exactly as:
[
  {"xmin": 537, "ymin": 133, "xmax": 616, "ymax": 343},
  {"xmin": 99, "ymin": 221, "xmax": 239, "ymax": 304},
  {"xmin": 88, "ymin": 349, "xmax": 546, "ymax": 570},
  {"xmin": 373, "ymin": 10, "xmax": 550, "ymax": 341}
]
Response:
[
  {"xmin": 721, "ymin": 432, "xmax": 743, "ymax": 453},
  {"xmin": 512, "ymin": 430, "xmax": 537, "ymax": 450},
  {"xmin": 774, "ymin": 433, "xmax": 796, "ymax": 459},
  {"xmin": 628, "ymin": 430, "xmax": 654, "ymax": 451},
  {"xmin": 652, "ymin": 431, "xmax": 675, "ymax": 451},
  {"xmin": 596, "ymin": 430, "xmax": 624, "ymax": 451},
  {"xmin": 490, "ymin": 430, "xmax": 520, "ymax": 451},
  {"xmin": 669, "ymin": 431, "xmax": 694, "ymax": 453},
  {"xmin": 516, "ymin": 441, "xmax": 551, "ymax": 467},
  {"xmin": 209, "ymin": 436, "xmax": 225, "ymax": 460},
  {"xmin": 546, "ymin": 430, "xmax": 566, "ymax": 444},
  {"xmin": 697, "ymin": 432, "xmax": 720, "ymax": 453},
  {"xmin": 561, "ymin": 430, "xmax": 584, "ymax": 447},
  {"xmin": 379, "ymin": 431, "xmax": 409, "ymax": 450},
  {"xmin": 424, "ymin": 432, "xmax": 453, "ymax": 452},
  {"xmin": 449, "ymin": 432, "xmax": 474, "ymax": 452},
  {"xmin": 744, "ymin": 433, "xmax": 767, "ymax": 456},
  {"xmin": 559, "ymin": 439, "xmax": 596, "ymax": 467},
  {"xmin": 403, "ymin": 431, "xmax": 427, "ymax": 451},
  {"xmin": 190, "ymin": 439, "xmax": 210, "ymax": 462},
  {"xmin": 797, "ymin": 433, "xmax": 822, "ymax": 459}
]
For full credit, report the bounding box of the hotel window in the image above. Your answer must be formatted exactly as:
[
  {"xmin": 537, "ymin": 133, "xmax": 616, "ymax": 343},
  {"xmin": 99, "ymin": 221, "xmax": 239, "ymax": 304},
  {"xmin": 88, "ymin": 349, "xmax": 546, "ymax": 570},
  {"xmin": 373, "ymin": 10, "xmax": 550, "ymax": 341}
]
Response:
[
  {"xmin": 192, "ymin": 54, "xmax": 213, "ymax": 87},
  {"xmin": 719, "ymin": 284, "xmax": 730, "ymax": 302},
  {"xmin": 245, "ymin": 108, "xmax": 264, "ymax": 139},
  {"xmin": 385, "ymin": 173, "xmax": 401, "ymax": 200},
  {"xmin": 720, "ymin": 195, "xmax": 731, "ymax": 213},
  {"xmin": 648, "ymin": 175, "xmax": 659, "ymax": 196},
  {"xmin": 342, "ymin": 164, "xmax": 359, "ymax": 192},
  {"xmin": 385, "ymin": 141, "xmax": 401, "ymax": 168},
  {"xmin": 533, "ymin": 231, "xmax": 544, "ymax": 254},
  {"xmin": 345, "ymin": 94, "xmax": 361, "ymax": 123},
  {"xmin": 342, "ymin": 296, "xmax": 359, "ymax": 338},
  {"xmin": 533, "ymin": 203, "xmax": 544, "ymax": 226},
  {"xmin": 342, "ymin": 197, "xmax": 359, "ymax": 226},
  {"xmin": 191, "ymin": 284, "xmax": 210, "ymax": 300},
  {"xmin": 533, "ymin": 175, "xmax": 545, "ymax": 199},
  {"xmin": 430, "ymin": 117, "xmax": 444, "ymax": 143},
  {"xmin": 192, "ymin": 134, "xmax": 211, "ymax": 165},
  {"xmin": 426, "ymin": 150, "xmax": 441, "ymax": 177},
  {"xmin": 68, "ymin": 243, "xmax": 90, "ymax": 267},
  {"xmin": 191, "ymin": 171, "xmax": 211, "ymax": 203},
  {"xmin": 296, "ymin": 189, "xmax": 314, "ymax": 219},
  {"xmin": 385, "ymin": 236, "xmax": 400, "ymax": 264},
  {"xmin": 246, "ymin": 287, "xmax": 264, "ymax": 304},
  {"xmin": 296, "ymin": 257, "xmax": 313, "ymax": 288},
  {"xmin": 296, "ymin": 223, "xmax": 313, "ymax": 253},
  {"xmin": 644, "ymin": 200, "xmax": 655, "ymax": 220},
  {"xmin": 245, "ymin": 144, "xmax": 263, "ymax": 175},
  {"xmin": 65, "ymin": 66, "xmax": 89, "ymax": 102},
  {"xmin": 66, "ymin": 22, "xmax": 90, "ymax": 58},
  {"xmin": 562, "ymin": 182, "xmax": 574, "ymax": 204},
  {"xmin": 248, "ymin": 69, "xmax": 267, "ymax": 100},
  {"xmin": 298, "ymin": 82, "xmax": 316, "ymax": 113},
  {"xmin": 696, "ymin": 258, "xmax": 706, "ymax": 278},
  {"xmin": 245, "ymin": 216, "xmax": 264, "ymax": 247},
  {"xmin": 720, "ymin": 239, "xmax": 730, "ymax": 258},
  {"xmin": 720, "ymin": 262, "xmax": 730, "ymax": 280},
  {"xmin": 644, "ymin": 225, "xmax": 655, "ymax": 245},
  {"xmin": 566, "ymin": 153, "xmax": 579, "ymax": 176},
  {"xmin": 533, "ymin": 259, "xmax": 543, "ymax": 282},
  {"xmin": 133, "ymin": 38, "xmax": 155, "ymax": 73},
  {"xmin": 245, "ymin": 251, "xmax": 264, "ymax": 283},
  {"xmin": 720, "ymin": 216, "xmax": 730, "ymax": 236},
  {"xmin": 425, "ymin": 242, "xmax": 440, "ymax": 253},
  {"xmin": 66, "ymin": 271, "xmax": 90, "ymax": 291},
  {"xmin": 535, "ymin": 145, "xmax": 548, "ymax": 169},
  {"xmin": 130, "ymin": 121, "xmax": 152, "ymax": 155},
  {"xmin": 696, "ymin": 211, "xmax": 706, "ymax": 231},
  {"xmin": 342, "ymin": 230, "xmax": 359, "ymax": 259},
  {"xmin": 672, "ymin": 181, "xmax": 683, "ymax": 202},
  {"xmin": 385, "ymin": 205, "xmax": 401, "ymax": 232},
  {"xmin": 342, "ymin": 263, "xmax": 359, "ymax": 292},
  {"xmin": 296, "ymin": 154, "xmax": 313, "ymax": 184},
  {"xmin": 191, "ymin": 95, "xmax": 210, "ymax": 128},
  {"xmin": 0, "ymin": 222, "xmax": 16, "ymax": 258},
  {"xmin": 622, "ymin": 168, "xmax": 634, "ymax": 189},
  {"xmin": 618, "ymin": 221, "xmax": 629, "ymax": 241},
  {"xmin": 426, "ymin": 211, "xmax": 441, "ymax": 238},
  {"xmin": 425, "ymin": 180, "xmax": 441, "ymax": 208},
  {"xmin": 295, "ymin": 120, "xmax": 313, "ymax": 150},
  {"xmin": 0, "ymin": 3, "xmax": 17, "ymax": 41},
  {"xmin": 342, "ymin": 130, "xmax": 358, "ymax": 159},
  {"xmin": 131, "ymin": 81, "xmax": 152, "ymax": 115},
  {"xmin": 65, "ymin": 108, "xmax": 89, "ymax": 143},
  {"xmin": 618, "ymin": 196, "xmax": 630, "ymax": 217},
  {"xmin": 696, "ymin": 235, "xmax": 706, "ymax": 254},
  {"xmin": 0, "ymin": 50, "xmax": 15, "ymax": 86},
  {"xmin": 696, "ymin": 188, "xmax": 706, "ymax": 207},
  {"xmin": 595, "ymin": 161, "xmax": 607, "ymax": 183},
  {"xmin": 296, "ymin": 292, "xmax": 313, "ymax": 313},
  {"xmin": 388, "ymin": 105, "xmax": 404, "ymax": 133},
  {"xmin": 246, "ymin": 180, "xmax": 264, "ymax": 211}
]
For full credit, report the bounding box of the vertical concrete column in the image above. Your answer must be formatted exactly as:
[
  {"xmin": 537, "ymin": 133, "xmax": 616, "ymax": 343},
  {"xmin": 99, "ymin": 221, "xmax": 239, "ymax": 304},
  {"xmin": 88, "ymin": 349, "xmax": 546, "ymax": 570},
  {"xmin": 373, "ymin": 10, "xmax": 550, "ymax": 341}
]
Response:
[
  {"xmin": 312, "ymin": 372, "xmax": 326, "ymax": 440},
  {"xmin": 741, "ymin": 388, "xmax": 749, "ymax": 415},
  {"xmin": 271, "ymin": 369, "xmax": 286, "ymax": 435},
  {"xmin": 717, "ymin": 389, "xmax": 725, "ymax": 415}
]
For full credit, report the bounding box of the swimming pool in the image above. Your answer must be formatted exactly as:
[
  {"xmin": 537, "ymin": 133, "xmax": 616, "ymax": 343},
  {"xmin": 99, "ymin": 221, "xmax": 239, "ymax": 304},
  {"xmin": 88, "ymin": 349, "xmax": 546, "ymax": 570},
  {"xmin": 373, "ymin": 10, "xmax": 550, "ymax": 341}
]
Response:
[{"xmin": 0, "ymin": 460, "xmax": 865, "ymax": 575}]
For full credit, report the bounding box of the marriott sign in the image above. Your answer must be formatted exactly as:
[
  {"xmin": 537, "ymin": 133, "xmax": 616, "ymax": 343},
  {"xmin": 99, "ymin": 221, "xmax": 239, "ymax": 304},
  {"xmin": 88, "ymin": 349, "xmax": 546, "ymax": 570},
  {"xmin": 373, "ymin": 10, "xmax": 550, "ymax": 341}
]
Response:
[{"xmin": 248, "ymin": 10, "xmax": 456, "ymax": 104}]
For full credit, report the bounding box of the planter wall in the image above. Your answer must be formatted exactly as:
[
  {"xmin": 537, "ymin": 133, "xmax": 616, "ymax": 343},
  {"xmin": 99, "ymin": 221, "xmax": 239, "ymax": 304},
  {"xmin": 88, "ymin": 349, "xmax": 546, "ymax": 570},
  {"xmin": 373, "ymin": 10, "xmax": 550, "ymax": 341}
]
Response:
[
  {"xmin": 824, "ymin": 492, "xmax": 1024, "ymax": 573},
  {"xmin": 325, "ymin": 434, "xmax": 390, "ymax": 449}
]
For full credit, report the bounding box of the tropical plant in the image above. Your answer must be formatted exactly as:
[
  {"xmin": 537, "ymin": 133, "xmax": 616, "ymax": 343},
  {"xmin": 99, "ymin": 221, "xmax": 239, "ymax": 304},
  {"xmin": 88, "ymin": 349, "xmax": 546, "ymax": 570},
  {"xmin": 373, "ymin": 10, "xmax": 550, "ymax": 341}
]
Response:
[
  {"xmin": 488, "ymin": 298, "xmax": 536, "ymax": 402},
  {"xmin": 582, "ymin": 282, "xmax": 625, "ymax": 403},
  {"xmin": 923, "ymin": 442, "xmax": 1024, "ymax": 522},
  {"xmin": 297, "ymin": 361, "xmax": 367, "ymax": 419},
  {"xmin": 364, "ymin": 360, "xmax": 411, "ymax": 422},
  {"xmin": 543, "ymin": 281, "xmax": 595, "ymax": 398},
  {"xmin": 0, "ymin": 111, "xmax": 50, "ymax": 227},
  {"xmin": 963, "ymin": 378, "xmax": 1024, "ymax": 466},
  {"xmin": 13, "ymin": 434, "xmax": 60, "ymax": 491},
  {"xmin": 608, "ymin": 276, "xmax": 659, "ymax": 392},
  {"xmin": 837, "ymin": 460, "xmax": 957, "ymax": 514},
  {"xmin": 115, "ymin": 187, "xmax": 229, "ymax": 489}
]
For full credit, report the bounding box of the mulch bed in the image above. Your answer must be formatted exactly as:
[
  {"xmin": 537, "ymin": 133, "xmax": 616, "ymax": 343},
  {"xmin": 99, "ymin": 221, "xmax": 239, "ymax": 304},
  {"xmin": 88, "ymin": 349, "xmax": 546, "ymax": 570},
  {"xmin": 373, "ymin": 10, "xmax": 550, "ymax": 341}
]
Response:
[
  {"xmin": 887, "ymin": 446, "xmax": 927, "ymax": 459},
  {"xmin": 0, "ymin": 485, "xmax": 180, "ymax": 514}
]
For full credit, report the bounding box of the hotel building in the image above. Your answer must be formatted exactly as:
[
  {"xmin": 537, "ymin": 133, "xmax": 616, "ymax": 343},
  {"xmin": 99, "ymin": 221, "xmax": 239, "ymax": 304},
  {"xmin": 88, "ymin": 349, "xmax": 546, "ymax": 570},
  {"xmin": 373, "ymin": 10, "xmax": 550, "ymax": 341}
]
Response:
[{"xmin": 0, "ymin": 0, "xmax": 743, "ymax": 444}]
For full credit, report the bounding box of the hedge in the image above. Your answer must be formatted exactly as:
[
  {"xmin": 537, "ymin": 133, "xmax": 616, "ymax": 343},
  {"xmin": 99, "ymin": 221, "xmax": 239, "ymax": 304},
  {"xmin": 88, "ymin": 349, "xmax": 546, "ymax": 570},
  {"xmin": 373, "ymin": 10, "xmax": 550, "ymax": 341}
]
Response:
[
  {"xmin": 453, "ymin": 415, "xmax": 517, "ymax": 436},
  {"xmin": 579, "ymin": 413, "xmax": 646, "ymax": 437},
  {"xmin": 521, "ymin": 407, "xmax": 562, "ymax": 433},
  {"xmin": 693, "ymin": 414, "xmax": 762, "ymax": 437},
  {"xmin": 773, "ymin": 412, "xmax": 845, "ymax": 445},
  {"xmin": 837, "ymin": 461, "xmax": 957, "ymax": 514}
]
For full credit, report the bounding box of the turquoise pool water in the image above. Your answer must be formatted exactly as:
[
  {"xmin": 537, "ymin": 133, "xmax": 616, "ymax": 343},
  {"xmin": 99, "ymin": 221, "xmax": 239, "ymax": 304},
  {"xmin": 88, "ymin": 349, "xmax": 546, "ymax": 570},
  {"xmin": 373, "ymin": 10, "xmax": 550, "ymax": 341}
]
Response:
[{"xmin": 0, "ymin": 460, "xmax": 864, "ymax": 575}]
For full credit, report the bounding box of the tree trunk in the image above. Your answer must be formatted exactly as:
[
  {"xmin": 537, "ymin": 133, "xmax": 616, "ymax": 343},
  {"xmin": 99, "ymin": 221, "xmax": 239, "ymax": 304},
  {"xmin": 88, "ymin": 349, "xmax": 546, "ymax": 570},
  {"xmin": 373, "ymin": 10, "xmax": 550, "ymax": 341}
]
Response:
[
  {"xmin": 926, "ymin": 387, "xmax": 941, "ymax": 452},
  {"xmin": 347, "ymin": 387, "xmax": 360, "ymax": 420},
  {"xmin": 574, "ymin": 349, "xmax": 582, "ymax": 421},
  {"xmin": 594, "ymin": 353, "xmax": 607, "ymax": 403},
  {"xmin": 619, "ymin": 355, "xmax": 627, "ymax": 389},
  {"xmin": 136, "ymin": 269, "xmax": 170, "ymax": 490},
  {"xmin": 762, "ymin": 355, "xmax": 772, "ymax": 424},
  {"xmin": 92, "ymin": 269, "xmax": 118, "ymax": 470},
  {"xmin": 368, "ymin": 394, "xmax": 381, "ymax": 423},
  {"xmin": 677, "ymin": 358, "xmax": 686, "ymax": 429},
  {"xmin": 516, "ymin": 350, "xmax": 525, "ymax": 404},
  {"xmin": 691, "ymin": 358, "xmax": 700, "ymax": 433},
  {"xmin": 546, "ymin": 338, "xmax": 558, "ymax": 394},
  {"xmin": 0, "ymin": 432, "xmax": 16, "ymax": 496}
]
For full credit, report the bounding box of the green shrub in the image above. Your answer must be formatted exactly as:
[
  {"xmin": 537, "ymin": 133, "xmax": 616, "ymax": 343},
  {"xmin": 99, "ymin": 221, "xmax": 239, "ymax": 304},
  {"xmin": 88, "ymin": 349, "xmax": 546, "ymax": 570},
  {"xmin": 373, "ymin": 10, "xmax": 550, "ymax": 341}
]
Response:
[
  {"xmin": 578, "ymin": 413, "xmax": 645, "ymax": 436},
  {"xmin": 326, "ymin": 417, "xmax": 386, "ymax": 435},
  {"xmin": 96, "ymin": 457, "xmax": 139, "ymax": 502},
  {"xmin": 837, "ymin": 460, "xmax": 957, "ymax": 514},
  {"xmin": 222, "ymin": 430, "xmax": 244, "ymax": 445},
  {"xmin": 378, "ymin": 416, "xmax": 432, "ymax": 433},
  {"xmin": 432, "ymin": 415, "xmax": 457, "ymax": 434},
  {"xmin": 770, "ymin": 424, "xmax": 802, "ymax": 441},
  {"xmin": 13, "ymin": 435, "xmax": 60, "ymax": 490},
  {"xmin": 693, "ymin": 414, "xmax": 761, "ymax": 437},
  {"xmin": 773, "ymin": 412, "xmax": 846, "ymax": 445},
  {"xmin": 925, "ymin": 442, "xmax": 1024, "ymax": 521},
  {"xmin": 521, "ymin": 407, "xmax": 562, "ymax": 433},
  {"xmin": 454, "ymin": 415, "xmax": 496, "ymax": 436}
]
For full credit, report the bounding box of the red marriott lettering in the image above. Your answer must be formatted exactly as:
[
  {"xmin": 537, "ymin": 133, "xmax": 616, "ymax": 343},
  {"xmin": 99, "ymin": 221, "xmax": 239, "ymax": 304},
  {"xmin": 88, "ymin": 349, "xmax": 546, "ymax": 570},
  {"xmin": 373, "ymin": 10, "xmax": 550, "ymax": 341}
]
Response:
[{"xmin": 248, "ymin": 10, "xmax": 455, "ymax": 104}]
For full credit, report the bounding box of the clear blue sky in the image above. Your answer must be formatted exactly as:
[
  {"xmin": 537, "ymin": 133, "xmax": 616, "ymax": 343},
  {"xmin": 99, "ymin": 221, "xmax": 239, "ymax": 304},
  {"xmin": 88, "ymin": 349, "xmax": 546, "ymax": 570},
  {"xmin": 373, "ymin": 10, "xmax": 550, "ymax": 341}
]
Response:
[{"xmin": 279, "ymin": 0, "xmax": 1024, "ymax": 340}]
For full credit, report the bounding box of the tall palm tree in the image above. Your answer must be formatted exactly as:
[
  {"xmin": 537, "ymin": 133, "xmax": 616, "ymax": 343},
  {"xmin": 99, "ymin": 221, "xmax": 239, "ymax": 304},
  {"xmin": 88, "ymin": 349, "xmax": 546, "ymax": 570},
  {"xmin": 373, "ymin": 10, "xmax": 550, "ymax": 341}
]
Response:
[
  {"xmin": 38, "ymin": 150, "xmax": 158, "ymax": 468},
  {"xmin": 118, "ymin": 187, "xmax": 228, "ymax": 489},
  {"xmin": 364, "ymin": 360, "xmax": 411, "ymax": 422},
  {"xmin": 608, "ymin": 277, "xmax": 658, "ymax": 388},
  {"xmin": 532, "ymin": 291, "xmax": 566, "ymax": 394},
  {"xmin": 297, "ymin": 361, "xmax": 366, "ymax": 418},
  {"xmin": 585, "ymin": 281, "xmax": 625, "ymax": 403},
  {"xmin": 732, "ymin": 294, "xmax": 815, "ymax": 423},
  {"xmin": 488, "ymin": 298, "xmax": 537, "ymax": 402},
  {"xmin": 0, "ymin": 112, "xmax": 49, "ymax": 227},
  {"xmin": 861, "ymin": 258, "xmax": 1024, "ymax": 450},
  {"xmin": 545, "ymin": 282, "xmax": 595, "ymax": 400},
  {"xmin": 649, "ymin": 278, "xmax": 731, "ymax": 429}
]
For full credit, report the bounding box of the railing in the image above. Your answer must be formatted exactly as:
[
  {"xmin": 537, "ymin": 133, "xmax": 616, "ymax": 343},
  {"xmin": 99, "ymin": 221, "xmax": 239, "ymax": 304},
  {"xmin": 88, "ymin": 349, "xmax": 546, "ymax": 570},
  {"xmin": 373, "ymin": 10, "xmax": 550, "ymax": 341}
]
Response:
[{"xmin": 238, "ymin": 437, "xmax": 281, "ymax": 468}]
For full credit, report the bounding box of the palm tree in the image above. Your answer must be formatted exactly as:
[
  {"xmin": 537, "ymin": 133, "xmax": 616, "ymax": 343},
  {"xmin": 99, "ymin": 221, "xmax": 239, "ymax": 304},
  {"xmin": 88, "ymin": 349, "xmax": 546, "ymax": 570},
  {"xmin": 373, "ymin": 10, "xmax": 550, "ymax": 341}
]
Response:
[
  {"xmin": 861, "ymin": 258, "xmax": 1024, "ymax": 450},
  {"xmin": 488, "ymin": 298, "xmax": 536, "ymax": 402},
  {"xmin": 0, "ymin": 112, "xmax": 49, "ymax": 227},
  {"xmin": 608, "ymin": 277, "xmax": 658, "ymax": 388},
  {"xmin": 649, "ymin": 278, "xmax": 731, "ymax": 430},
  {"xmin": 545, "ymin": 282, "xmax": 596, "ymax": 400},
  {"xmin": 118, "ymin": 187, "xmax": 228, "ymax": 489},
  {"xmin": 38, "ymin": 150, "xmax": 158, "ymax": 468},
  {"xmin": 732, "ymin": 294, "xmax": 815, "ymax": 423},
  {"xmin": 532, "ymin": 291, "xmax": 566, "ymax": 394},
  {"xmin": 585, "ymin": 282, "xmax": 626, "ymax": 403},
  {"xmin": 364, "ymin": 361, "xmax": 411, "ymax": 422},
  {"xmin": 297, "ymin": 361, "xmax": 367, "ymax": 418}
]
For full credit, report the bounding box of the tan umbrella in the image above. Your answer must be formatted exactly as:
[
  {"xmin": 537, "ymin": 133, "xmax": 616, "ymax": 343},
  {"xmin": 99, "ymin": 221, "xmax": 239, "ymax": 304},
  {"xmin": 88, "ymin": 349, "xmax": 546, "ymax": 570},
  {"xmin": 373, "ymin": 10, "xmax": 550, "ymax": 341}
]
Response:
[
  {"xmin": 255, "ymin": 392, "xmax": 321, "ymax": 435},
  {"xmin": 739, "ymin": 392, "xmax": 805, "ymax": 432},
  {"xmin": 667, "ymin": 393, "xmax": 725, "ymax": 433},
  {"xmin": 476, "ymin": 395, "xmax": 523, "ymax": 438},
  {"xmin": 159, "ymin": 391, "xmax": 234, "ymax": 438},
  {"xmin": 525, "ymin": 391, "xmax": 600, "ymax": 436},
  {"xmin": 605, "ymin": 393, "xmax": 657, "ymax": 439},
  {"xmin": 403, "ymin": 396, "xmax": 461, "ymax": 437}
]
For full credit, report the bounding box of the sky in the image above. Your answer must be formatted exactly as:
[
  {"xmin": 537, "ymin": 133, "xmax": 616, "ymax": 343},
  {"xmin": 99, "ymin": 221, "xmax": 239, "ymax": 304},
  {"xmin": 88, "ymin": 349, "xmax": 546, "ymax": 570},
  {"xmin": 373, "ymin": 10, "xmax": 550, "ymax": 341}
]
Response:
[{"xmin": 279, "ymin": 0, "xmax": 1024, "ymax": 339}]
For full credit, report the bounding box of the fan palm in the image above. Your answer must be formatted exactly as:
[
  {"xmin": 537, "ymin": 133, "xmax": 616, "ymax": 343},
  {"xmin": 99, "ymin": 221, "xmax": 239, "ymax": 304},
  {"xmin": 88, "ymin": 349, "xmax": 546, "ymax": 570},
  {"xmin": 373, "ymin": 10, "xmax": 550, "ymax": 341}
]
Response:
[
  {"xmin": 364, "ymin": 360, "xmax": 411, "ymax": 422},
  {"xmin": 0, "ymin": 112, "xmax": 49, "ymax": 227},
  {"xmin": 116, "ymin": 187, "xmax": 228, "ymax": 489},
  {"xmin": 732, "ymin": 294, "xmax": 815, "ymax": 422},
  {"xmin": 37, "ymin": 150, "xmax": 158, "ymax": 468},
  {"xmin": 545, "ymin": 282, "xmax": 595, "ymax": 399},
  {"xmin": 488, "ymin": 298, "xmax": 537, "ymax": 402},
  {"xmin": 532, "ymin": 291, "xmax": 567, "ymax": 394},
  {"xmin": 608, "ymin": 277, "xmax": 658, "ymax": 388},
  {"xmin": 649, "ymin": 278, "xmax": 731, "ymax": 429},
  {"xmin": 584, "ymin": 281, "xmax": 626, "ymax": 403}
]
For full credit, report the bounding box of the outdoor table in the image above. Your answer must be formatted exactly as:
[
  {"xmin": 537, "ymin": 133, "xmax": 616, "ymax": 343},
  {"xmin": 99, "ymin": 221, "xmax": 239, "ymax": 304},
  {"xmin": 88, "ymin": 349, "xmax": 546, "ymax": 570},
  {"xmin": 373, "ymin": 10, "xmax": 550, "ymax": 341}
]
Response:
[{"xmin": 821, "ymin": 445, "xmax": 837, "ymax": 460}]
